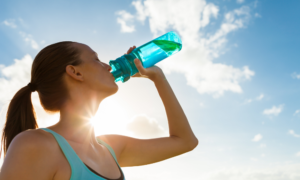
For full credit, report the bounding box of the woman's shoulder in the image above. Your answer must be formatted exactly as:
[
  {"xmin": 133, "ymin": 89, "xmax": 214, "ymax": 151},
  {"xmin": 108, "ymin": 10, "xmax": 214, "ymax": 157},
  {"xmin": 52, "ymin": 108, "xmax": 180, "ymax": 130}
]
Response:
[
  {"xmin": 14, "ymin": 129, "xmax": 53, "ymax": 145},
  {"xmin": 8, "ymin": 128, "xmax": 60, "ymax": 158},
  {"xmin": 0, "ymin": 129, "xmax": 62, "ymax": 179}
]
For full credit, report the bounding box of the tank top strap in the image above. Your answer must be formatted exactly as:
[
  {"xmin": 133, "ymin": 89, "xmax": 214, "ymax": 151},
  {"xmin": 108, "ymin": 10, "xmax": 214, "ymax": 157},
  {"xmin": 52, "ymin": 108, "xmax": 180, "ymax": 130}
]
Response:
[
  {"xmin": 39, "ymin": 128, "xmax": 83, "ymax": 179},
  {"xmin": 96, "ymin": 138, "xmax": 118, "ymax": 162},
  {"xmin": 40, "ymin": 128, "xmax": 125, "ymax": 180},
  {"xmin": 95, "ymin": 137, "xmax": 125, "ymax": 179}
]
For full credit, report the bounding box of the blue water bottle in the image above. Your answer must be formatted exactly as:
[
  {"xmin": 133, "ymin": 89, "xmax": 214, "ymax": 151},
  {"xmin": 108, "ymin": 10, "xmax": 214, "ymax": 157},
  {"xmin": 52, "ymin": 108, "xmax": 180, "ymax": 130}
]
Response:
[{"xmin": 109, "ymin": 31, "xmax": 182, "ymax": 82}]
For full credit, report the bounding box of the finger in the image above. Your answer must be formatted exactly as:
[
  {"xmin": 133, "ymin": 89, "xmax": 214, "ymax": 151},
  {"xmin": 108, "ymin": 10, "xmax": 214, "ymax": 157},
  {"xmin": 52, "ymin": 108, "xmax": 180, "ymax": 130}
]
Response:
[
  {"xmin": 128, "ymin": 47, "xmax": 134, "ymax": 54},
  {"xmin": 126, "ymin": 46, "xmax": 136, "ymax": 54},
  {"xmin": 131, "ymin": 73, "xmax": 140, "ymax": 77},
  {"xmin": 126, "ymin": 47, "xmax": 133, "ymax": 54}
]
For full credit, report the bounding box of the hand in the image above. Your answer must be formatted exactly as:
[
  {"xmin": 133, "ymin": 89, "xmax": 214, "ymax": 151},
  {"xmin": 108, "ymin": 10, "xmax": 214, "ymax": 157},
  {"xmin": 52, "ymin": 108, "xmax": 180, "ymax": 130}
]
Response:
[{"xmin": 126, "ymin": 46, "xmax": 165, "ymax": 82}]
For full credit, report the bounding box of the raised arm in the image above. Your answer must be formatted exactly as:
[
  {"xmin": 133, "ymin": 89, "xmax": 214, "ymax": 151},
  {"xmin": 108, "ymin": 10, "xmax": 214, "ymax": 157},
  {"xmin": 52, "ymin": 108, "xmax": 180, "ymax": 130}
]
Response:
[
  {"xmin": 97, "ymin": 46, "xmax": 198, "ymax": 167},
  {"xmin": 151, "ymin": 71, "xmax": 198, "ymax": 144}
]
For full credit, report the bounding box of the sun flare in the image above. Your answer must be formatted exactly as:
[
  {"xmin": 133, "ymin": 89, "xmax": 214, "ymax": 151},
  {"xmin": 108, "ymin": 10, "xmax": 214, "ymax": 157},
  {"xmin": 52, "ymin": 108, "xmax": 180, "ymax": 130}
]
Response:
[{"xmin": 89, "ymin": 98, "xmax": 133, "ymax": 137}]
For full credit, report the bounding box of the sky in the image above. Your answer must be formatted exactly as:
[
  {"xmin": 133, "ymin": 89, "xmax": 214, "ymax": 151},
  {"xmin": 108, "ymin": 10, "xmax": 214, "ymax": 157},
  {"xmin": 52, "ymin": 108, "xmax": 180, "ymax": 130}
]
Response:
[{"xmin": 1, "ymin": 0, "xmax": 300, "ymax": 179}]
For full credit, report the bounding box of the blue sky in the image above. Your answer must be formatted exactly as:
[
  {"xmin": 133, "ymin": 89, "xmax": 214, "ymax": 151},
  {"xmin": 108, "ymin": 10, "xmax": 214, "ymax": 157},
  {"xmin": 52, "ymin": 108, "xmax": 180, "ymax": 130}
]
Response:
[{"xmin": 1, "ymin": 0, "xmax": 300, "ymax": 179}]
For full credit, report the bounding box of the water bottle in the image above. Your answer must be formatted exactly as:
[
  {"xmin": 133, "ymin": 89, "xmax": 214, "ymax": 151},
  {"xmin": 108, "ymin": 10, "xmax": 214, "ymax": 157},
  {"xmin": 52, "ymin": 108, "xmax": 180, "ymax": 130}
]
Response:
[{"xmin": 109, "ymin": 31, "xmax": 182, "ymax": 82}]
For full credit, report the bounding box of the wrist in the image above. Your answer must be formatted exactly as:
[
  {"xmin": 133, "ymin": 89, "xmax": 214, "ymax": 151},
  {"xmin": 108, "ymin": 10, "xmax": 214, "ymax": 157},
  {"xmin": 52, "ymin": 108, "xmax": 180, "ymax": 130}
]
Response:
[{"xmin": 150, "ymin": 72, "xmax": 167, "ymax": 83}]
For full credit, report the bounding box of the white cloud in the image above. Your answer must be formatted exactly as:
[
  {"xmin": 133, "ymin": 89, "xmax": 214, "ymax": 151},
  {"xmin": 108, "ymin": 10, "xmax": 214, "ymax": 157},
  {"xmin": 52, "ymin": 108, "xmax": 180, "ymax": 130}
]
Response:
[
  {"xmin": 291, "ymin": 72, "xmax": 300, "ymax": 79},
  {"xmin": 243, "ymin": 98, "xmax": 252, "ymax": 104},
  {"xmin": 297, "ymin": 152, "xmax": 300, "ymax": 157},
  {"xmin": 252, "ymin": 133, "xmax": 262, "ymax": 142},
  {"xmin": 117, "ymin": 0, "xmax": 255, "ymax": 97},
  {"xmin": 263, "ymin": 104, "xmax": 284, "ymax": 117},
  {"xmin": 132, "ymin": 0, "xmax": 149, "ymax": 23},
  {"xmin": 126, "ymin": 114, "xmax": 167, "ymax": 138},
  {"xmin": 2, "ymin": 18, "xmax": 28, "ymax": 29},
  {"xmin": 19, "ymin": 31, "xmax": 39, "ymax": 50},
  {"xmin": 244, "ymin": 93, "xmax": 264, "ymax": 104},
  {"xmin": 294, "ymin": 109, "xmax": 300, "ymax": 116},
  {"xmin": 288, "ymin": 130, "xmax": 300, "ymax": 138},
  {"xmin": 0, "ymin": 54, "xmax": 33, "ymax": 105},
  {"xmin": 3, "ymin": 19, "xmax": 17, "ymax": 28},
  {"xmin": 256, "ymin": 93, "xmax": 264, "ymax": 100},
  {"xmin": 2, "ymin": 19, "xmax": 38, "ymax": 50},
  {"xmin": 237, "ymin": 0, "xmax": 245, "ymax": 4},
  {"xmin": 254, "ymin": 13, "xmax": 262, "ymax": 18},
  {"xmin": 116, "ymin": 10, "xmax": 136, "ymax": 33}
]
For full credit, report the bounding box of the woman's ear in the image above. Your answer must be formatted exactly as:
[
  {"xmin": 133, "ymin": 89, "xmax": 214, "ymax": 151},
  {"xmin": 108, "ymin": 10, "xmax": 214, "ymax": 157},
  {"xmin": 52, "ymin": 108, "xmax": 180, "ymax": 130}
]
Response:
[{"xmin": 65, "ymin": 65, "xmax": 84, "ymax": 82}]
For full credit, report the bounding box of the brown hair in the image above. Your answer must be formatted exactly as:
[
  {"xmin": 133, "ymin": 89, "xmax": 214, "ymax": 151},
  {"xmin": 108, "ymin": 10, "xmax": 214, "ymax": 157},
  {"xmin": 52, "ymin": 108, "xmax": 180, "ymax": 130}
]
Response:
[{"xmin": 0, "ymin": 41, "xmax": 82, "ymax": 157}]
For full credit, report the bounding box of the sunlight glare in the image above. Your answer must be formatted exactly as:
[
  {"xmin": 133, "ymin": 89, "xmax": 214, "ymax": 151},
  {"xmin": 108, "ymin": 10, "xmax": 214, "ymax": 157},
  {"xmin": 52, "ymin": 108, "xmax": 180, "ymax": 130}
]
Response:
[{"xmin": 91, "ymin": 97, "xmax": 133, "ymax": 137}]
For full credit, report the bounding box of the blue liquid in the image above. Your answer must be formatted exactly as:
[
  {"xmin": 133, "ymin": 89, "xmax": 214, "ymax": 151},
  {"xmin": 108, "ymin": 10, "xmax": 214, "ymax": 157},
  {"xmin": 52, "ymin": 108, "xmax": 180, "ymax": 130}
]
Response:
[{"xmin": 110, "ymin": 31, "xmax": 182, "ymax": 83}]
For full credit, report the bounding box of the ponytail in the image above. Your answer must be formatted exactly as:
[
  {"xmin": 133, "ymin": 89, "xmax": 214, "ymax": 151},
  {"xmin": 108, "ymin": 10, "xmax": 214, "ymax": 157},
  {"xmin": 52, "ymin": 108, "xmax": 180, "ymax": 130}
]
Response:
[
  {"xmin": 0, "ymin": 41, "xmax": 82, "ymax": 159},
  {"xmin": 1, "ymin": 84, "xmax": 38, "ymax": 157}
]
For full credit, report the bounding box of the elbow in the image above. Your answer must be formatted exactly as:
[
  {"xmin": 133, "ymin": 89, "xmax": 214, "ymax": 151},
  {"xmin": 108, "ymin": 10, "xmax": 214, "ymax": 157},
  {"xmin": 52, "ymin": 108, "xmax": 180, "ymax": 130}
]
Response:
[
  {"xmin": 171, "ymin": 135, "xmax": 199, "ymax": 151},
  {"xmin": 189, "ymin": 138, "xmax": 198, "ymax": 150},
  {"xmin": 185, "ymin": 137, "xmax": 198, "ymax": 151}
]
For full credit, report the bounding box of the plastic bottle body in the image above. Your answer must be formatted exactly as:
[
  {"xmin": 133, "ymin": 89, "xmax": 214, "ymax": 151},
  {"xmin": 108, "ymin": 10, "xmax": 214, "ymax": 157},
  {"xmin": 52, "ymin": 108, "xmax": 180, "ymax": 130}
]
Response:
[{"xmin": 110, "ymin": 31, "xmax": 182, "ymax": 82}]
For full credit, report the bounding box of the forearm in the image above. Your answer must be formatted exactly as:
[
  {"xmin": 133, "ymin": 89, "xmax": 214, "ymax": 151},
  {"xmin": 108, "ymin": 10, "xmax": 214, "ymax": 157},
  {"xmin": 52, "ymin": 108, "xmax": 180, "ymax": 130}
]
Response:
[{"xmin": 152, "ymin": 74, "xmax": 198, "ymax": 147}]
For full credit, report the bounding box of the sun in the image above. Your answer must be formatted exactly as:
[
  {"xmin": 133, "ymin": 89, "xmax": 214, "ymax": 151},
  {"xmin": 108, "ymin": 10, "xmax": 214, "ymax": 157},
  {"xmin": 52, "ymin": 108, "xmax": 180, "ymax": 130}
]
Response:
[{"xmin": 90, "ymin": 98, "xmax": 133, "ymax": 137}]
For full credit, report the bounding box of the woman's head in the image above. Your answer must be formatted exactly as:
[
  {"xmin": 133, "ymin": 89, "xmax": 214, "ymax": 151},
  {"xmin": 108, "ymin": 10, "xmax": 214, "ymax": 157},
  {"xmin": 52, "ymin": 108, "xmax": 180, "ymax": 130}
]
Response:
[
  {"xmin": 1, "ymin": 41, "xmax": 117, "ymax": 157},
  {"xmin": 63, "ymin": 43, "xmax": 118, "ymax": 99}
]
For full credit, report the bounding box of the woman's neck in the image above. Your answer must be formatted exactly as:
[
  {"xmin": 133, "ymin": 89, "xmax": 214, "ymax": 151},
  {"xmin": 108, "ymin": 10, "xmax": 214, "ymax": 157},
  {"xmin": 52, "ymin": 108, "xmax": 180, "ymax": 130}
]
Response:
[{"xmin": 49, "ymin": 93, "xmax": 102, "ymax": 145}]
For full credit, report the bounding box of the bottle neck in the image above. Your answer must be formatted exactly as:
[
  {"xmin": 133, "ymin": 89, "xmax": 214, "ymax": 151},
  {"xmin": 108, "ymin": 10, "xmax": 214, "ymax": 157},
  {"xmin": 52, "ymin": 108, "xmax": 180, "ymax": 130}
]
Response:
[{"xmin": 109, "ymin": 54, "xmax": 135, "ymax": 82}]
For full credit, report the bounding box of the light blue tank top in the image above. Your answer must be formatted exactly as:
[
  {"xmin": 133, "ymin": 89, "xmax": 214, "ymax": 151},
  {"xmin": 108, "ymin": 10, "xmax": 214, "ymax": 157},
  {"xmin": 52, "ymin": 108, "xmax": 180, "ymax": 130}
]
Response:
[{"xmin": 40, "ymin": 128, "xmax": 125, "ymax": 180}]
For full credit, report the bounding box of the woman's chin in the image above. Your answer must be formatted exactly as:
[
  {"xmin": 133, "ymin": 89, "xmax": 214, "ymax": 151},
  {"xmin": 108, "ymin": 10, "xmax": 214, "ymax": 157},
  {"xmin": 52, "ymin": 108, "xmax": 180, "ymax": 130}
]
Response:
[{"xmin": 110, "ymin": 84, "xmax": 119, "ymax": 95}]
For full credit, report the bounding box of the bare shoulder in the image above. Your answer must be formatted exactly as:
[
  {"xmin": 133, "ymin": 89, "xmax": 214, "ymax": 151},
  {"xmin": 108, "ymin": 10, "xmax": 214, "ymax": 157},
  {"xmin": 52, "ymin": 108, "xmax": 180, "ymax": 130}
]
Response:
[
  {"xmin": 8, "ymin": 128, "xmax": 57, "ymax": 153},
  {"xmin": 0, "ymin": 129, "xmax": 60, "ymax": 180}
]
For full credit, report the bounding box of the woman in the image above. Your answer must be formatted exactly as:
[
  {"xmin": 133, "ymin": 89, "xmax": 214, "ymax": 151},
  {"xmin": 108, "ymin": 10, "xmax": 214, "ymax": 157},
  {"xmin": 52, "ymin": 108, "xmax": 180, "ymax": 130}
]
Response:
[{"xmin": 0, "ymin": 41, "xmax": 198, "ymax": 180}]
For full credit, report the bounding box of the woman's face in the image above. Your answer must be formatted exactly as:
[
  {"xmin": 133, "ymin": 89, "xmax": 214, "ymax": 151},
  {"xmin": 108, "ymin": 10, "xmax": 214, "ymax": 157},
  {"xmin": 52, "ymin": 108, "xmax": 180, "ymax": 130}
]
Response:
[{"xmin": 73, "ymin": 42, "xmax": 118, "ymax": 96}]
